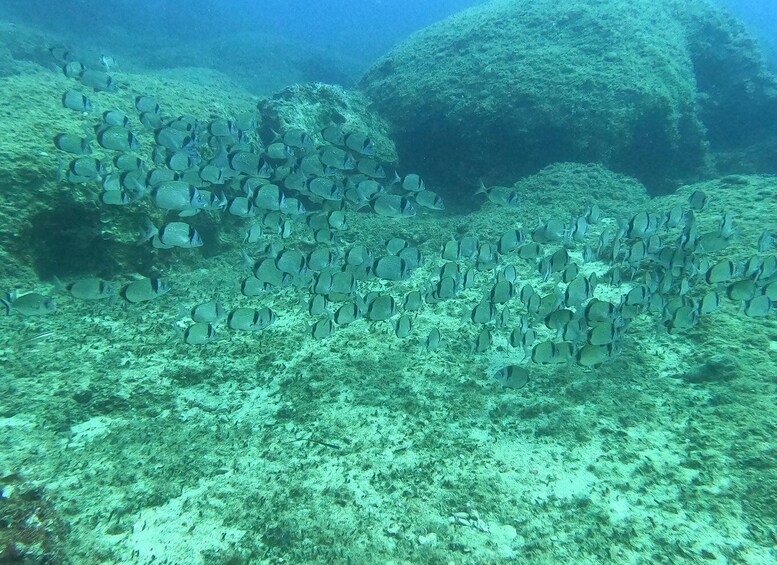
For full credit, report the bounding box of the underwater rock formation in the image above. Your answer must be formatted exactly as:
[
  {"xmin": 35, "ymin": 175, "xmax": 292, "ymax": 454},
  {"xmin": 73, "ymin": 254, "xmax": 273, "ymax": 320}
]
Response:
[{"xmin": 360, "ymin": 0, "xmax": 777, "ymax": 196}]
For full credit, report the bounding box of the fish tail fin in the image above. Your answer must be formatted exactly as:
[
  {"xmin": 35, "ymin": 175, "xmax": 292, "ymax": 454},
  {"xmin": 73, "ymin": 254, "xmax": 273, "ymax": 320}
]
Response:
[
  {"xmin": 474, "ymin": 179, "xmax": 487, "ymax": 196},
  {"xmin": 137, "ymin": 216, "xmax": 158, "ymax": 244},
  {"xmin": 51, "ymin": 275, "xmax": 65, "ymax": 292},
  {"xmin": 0, "ymin": 297, "xmax": 10, "ymax": 316}
]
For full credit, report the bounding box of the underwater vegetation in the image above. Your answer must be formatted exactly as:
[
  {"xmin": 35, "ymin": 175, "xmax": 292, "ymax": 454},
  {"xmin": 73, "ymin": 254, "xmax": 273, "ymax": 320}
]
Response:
[{"xmin": 0, "ymin": 0, "xmax": 776, "ymax": 563}]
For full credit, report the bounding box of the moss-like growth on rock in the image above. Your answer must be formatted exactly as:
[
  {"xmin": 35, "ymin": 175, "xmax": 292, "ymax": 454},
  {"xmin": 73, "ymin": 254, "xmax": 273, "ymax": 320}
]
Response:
[
  {"xmin": 257, "ymin": 82, "xmax": 397, "ymax": 164},
  {"xmin": 360, "ymin": 0, "xmax": 777, "ymax": 197}
]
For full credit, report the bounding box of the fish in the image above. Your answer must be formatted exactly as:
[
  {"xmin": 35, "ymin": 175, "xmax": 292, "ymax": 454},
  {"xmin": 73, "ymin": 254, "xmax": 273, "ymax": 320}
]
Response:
[
  {"xmin": 473, "ymin": 327, "xmax": 492, "ymax": 352},
  {"xmin": 425, "ymin": 328, "xmax": 443, "ymax": 352},
  {"xmin": 566, "ymin": 216, "xmax": 589, "ymax": 242},
  {"xmin": 184, "ymin": 322, "xmax": 216, "ymax": 345},
  {"xmin": 471, "ymin": 300, "xmax": 496, "ymax": 324},
  {"xmin": 719, "ymin": 213, "xmax": 736, "ymax": 239},
  {"xmin": 140, "ymin": 112, "xmax": 164, "ymax": 130},
  {"xmin": 97, "ymin": 126, "xmax": 140, "ymax": 152},
  {"xmin": 489, "ymin": 280, "xmax": 514, "ymax": 304},
  {"xmin": 254, "ymin": 184, "xmax": 286, "ymax": 211},
  {"xmin": 399, "ymin": 247, "xmax": 424, "ymax": 270},
  {"xmin": 228, "ymin": 307, "xmax": 276, "ymax": 331},
  {"xmin": 386, "ymin": 237, "xmax": 409, "ymax": 255},
  {"xmin": 79, "ymin": 69, "xmax": 116, "ymax": 92},
  {"xmin": 402, "ymin": 290, "xmax": 423, "ymax": 311},
  {"xmin": 498, "ymin": 230, "xmax": 524, "ymax": 255},
  {"xmin": 564, "ymin": 275, "xmax": 593, "ymax": 307},
  {"xmin": 434, "ymin": 276, "xmax": 459, "ymax": 300},
  {"xmin": 584, "ymin": 203, "xmax": 602, "ymax": 224},
  {"xmin": 63, "ymin": 60, "xmax": 84, "ymax": 78},
  {"xmin": 705, "ymin": 260, "xmax": 738, "ymax": 284},
  {"xmin": 357, "ymin": 158, "xmax": 385, "ymax": 179},
  {"xmin": 576, "ymin": 344, "xmax": 614, "ymax": 368},
  {"xmin": 156, "ymin": 127, "xmax": 195, "ymax": 152},
  {"xmin": 2, "ymin": 292, "xmax": 55, "ymax": 316},
  {"xmin": 475, "ymin": 181, "xmax": 520, "ymax": 207},
  {"xmin": 545, "ymin": 308, "xmax": 574, "ymax": 331},
  {"xmin": 373, "ymin": 256, "xmax": 410, "ymax": 281},
  {"xmin": 308, "ymin": 177, "xmax": 343, "ymax": 201},
  {"xmin": 500, "ymin": 264, "xmax": 518, "ymax": 283},
  {"xmin": 122, "ymin": 278, "xmax": 171, "ymax": 303},
  {"xmin": 532, "ymin": 219, "xmax": 565, "ymax": 243},
  {"xmin": 325, "ymin": 210, "xmax": 348, "ymax": 230},
  {"xmin": 69, "ymin": 157, "xmax": 104, "ymax": 180},
  {"xmin": 275, "ymin": 250, "xmax": 308, "ymax": 277},
  {"xmin": 227, "ymin": 197, "xmax": 256, "ymax": 218},
  {"xmin": 100, "ymin": 54, "xmax": 117, "ymax": 71},
  {"xmin": 531, "ymin": 340, "xmax": 573, "ymax": 364},
  {"xmin": 413, "ymin": 190, "xmax": 444, "ymax": 210},
  {"xmin": 664, "ymin": 304, "xmax": 698, "ymax": 334},
  {"xmin": 153, "ymin": 222, "xmax": 203, "ymax": 249},
  {"xmin": 191, "ymin": 301, "xmax": 226, "ymax": 323},
  {"xmin": 49, "ymin": 46, "xmax": 73, "ymax": 63},
  {"xmin": 67, "ymin": 278, "xmax": 113, "ymax": 300},
  {"xmin": 135, "ymin": 96, "xmax": 161, "ymax": 115},
  {"xmin": 365, "ymin": 294, "xmax": 398, "ymax": 321},
  {"xmin": 62, "ymin": 90, "xmax": 91, "ymax": 112},
  {"xmin": 402, "ymin": 174, "xmax": 425, "ymax": 192},
  {"xmin": 310, "ymin": 318, "xmax": 336, "ymax": 339},
  {"xmin": 151, "ymin": 182, "xmax": 206, "ymax": 212},
  {"xmin": 114, "ymin": 154, "xmax": 145, "ymax": 172},
  {"xmin": 309, "ymin": 295, "xmax": 329, "ymax": 317},
  {"xmin": 726, "ymin": 280, "xmax": 757, "ymax": 302},
  {"xmin": 307, "ymin": 248, "xmax": 337, "ymax": 272},
  {"xmin": 688, "ymin": 190, "xmax": 708, "ymax": 211},
  {"xmin": 492, "ymin": 365, "xmax": 530, "ymax": 389},
  {"xmin": 394, "ymin": 314, "xmax": 413, "ymax": 338},
  {"xmin": 757, "ymin": 231, "xmax": 775, "ymax": 252},
  {"xmin": 283, "ymin": 129, "xmax": 314, "ymax": 150},
  {"xmin": 372, "ymin": 194, "xmax": 416, "ymax": 218},
  {"xmin": 697, "ymin": 292, "xmax": 720, "ymax": 315},
  {"xmin": 334, "ymin": 301, "xmax": 361, "ymax": 326},
  {"xmin": 743, "ymin": 295, "xmax": 772, "ymax": 318},
  {"xmin": 584, "ymin": 299, "xmax": 616, "ymax": 325},
  {"xmin": 167, "ymin": 151, "xmax": 198, "ymax": 172},
  {"xmin": 321, "ymin": 124, "xmax": 346, "ymax": 146},
  {"xmin": 587, "ymin": 320, "xmax": 619, "ymax": 346},
  {"xmin": 345, "ymin": 132, "xmax": 374, "ymax": 155},
  {"xmin": 320, "ymin": 147, "xmax": 355, "ymax": 170},
  {"xmin": 54, "ymin": 134, "xmax": 91, "ymax": 155}
]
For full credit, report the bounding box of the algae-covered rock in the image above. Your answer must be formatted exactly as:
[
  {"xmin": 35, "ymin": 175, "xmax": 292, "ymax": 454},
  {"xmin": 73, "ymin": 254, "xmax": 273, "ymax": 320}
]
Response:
[
  {"xmin": 360, "ymin": 0, "xmax": 777, "ymax": 197},
  {"xmin": 257, "ymin": 82, "xmax": 397, "ymax": 164},
  {"xmin": 511, "ymin": 162, "xmax": 650, "ymax": 220}
]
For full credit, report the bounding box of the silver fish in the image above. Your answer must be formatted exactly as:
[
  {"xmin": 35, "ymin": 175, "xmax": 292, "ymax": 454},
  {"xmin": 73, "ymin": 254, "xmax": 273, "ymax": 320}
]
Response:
[
  {"xmin": 373, "ymin": 256, "xmax": 410, "ymax": 281},
  {"xmin": 123, "ymin": 278, "xmax": 170, "ymax": 303},
  {"xmin": 62, "ymin": 90, "xmax": 91, "ymax": 112},
  {"xmin": 184, "ymin": 322, "xmax": 216, "ymax": 345},
  {"xmin": 97, "ymin": 126, "xmax": 139, "ymax": 152},
  {"xmin": 372, "ymin": 195, "xmax": 416, "ymax": 218},
  {"xmin": 227, "ymin": 307, "xmax": 276, "ymax": 331},
  {"xmin": 493, "ymin": 365, "xmax": 530, "ymax": 389},
  {"xmin": 68, "ymin": 278, "xmax": 113, "ymax": 300},
  {"xmin": 54, "ymin": 134, "xmax": 91, "ymax": 155},
  {"xmin": 191, "ymin": 301, "xmax": 225, "ymax": 323},
  {"xmin": 2, "ymin": 292, "xmax": 55, "ymax": 316}
]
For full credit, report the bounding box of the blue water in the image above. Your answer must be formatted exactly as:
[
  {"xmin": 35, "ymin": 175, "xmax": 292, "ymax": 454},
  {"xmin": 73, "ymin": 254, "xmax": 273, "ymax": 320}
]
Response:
[
  {"xmin": 718, "ymin": 0, "xmax": 777, "ymax": 66},
  {"xmin": 1, "ymin": 0, "xmax": 486, "ymax": 89}
]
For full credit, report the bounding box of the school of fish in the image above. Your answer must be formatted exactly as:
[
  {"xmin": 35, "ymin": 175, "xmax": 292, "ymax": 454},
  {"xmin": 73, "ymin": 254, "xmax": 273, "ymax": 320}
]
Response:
[{"xmin": 6, "ymin": 47, "xmax": 777, "ymax": 390}]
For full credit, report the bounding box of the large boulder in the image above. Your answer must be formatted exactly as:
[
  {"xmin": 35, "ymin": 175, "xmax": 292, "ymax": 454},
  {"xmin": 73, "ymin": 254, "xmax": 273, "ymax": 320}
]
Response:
[
  {"xmin": 257, "ymin": 82, "xmax": 398, "ymax": 164},
  {"xmin": 360, "ymin": 0, "xmax": 777, "ymax": 197}
]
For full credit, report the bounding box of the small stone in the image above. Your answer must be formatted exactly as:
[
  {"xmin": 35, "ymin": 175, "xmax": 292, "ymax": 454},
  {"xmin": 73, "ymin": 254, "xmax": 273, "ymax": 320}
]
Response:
[{"xmin": 417, "ymin": 533, "xmax": 437, "ymax": 546}]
